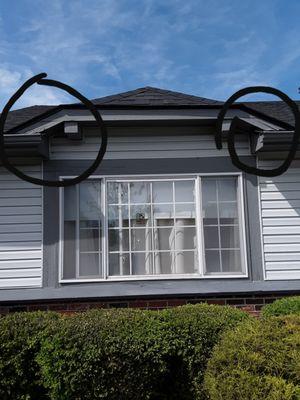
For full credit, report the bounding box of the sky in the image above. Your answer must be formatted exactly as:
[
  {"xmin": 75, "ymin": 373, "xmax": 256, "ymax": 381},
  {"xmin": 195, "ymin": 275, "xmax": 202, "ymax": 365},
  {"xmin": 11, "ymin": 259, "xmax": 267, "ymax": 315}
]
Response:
[{"xmin": 0, "ymin": 0, "xmax": 300, "ymax": 108}]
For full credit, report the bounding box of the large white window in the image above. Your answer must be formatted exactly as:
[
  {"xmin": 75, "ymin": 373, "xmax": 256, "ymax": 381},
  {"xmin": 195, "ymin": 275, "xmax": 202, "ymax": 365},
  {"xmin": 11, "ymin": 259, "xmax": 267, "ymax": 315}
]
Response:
[{"xmin": 60, "ymin": 175, "xmax": 247, "ymax": 281}]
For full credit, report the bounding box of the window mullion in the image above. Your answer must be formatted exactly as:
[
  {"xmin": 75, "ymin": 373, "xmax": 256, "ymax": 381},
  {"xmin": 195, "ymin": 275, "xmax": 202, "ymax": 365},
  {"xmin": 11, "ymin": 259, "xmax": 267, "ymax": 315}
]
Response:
[
  {"xmin": 237, "ymin": 175, "xmax": 246, "ymax": 274},
  {"xmin": 150, "ymin": 182, "xmax": 155, "ymax": 275},
  {"xmin": 128, "ymin": 183, "xmax": 132, "ymax": 275},
  {"xmin": 172, "ymin": 181, "xmax": 176, "ymax": 273},
  {"xmin": 101, "ymin": 179, "xmax": 107, "ymax": 279},
  {"xmin": 118, "ymin": 183, "xmax": 124, "ymax": 275},
  {"xmin": 196, "ymin": 176, "xmax": 204, "ymax": 276},
  {"xmin": 216, "ymin": 180, "xmax": 222, "ymax": 273},
  {"xmin": 76, "ymin": 184, "xmax": 80, "ymax": 279}
]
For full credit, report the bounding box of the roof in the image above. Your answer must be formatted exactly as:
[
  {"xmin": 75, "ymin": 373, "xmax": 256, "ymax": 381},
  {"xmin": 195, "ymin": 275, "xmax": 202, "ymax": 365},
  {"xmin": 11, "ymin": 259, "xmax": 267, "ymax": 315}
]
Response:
[
  {"xmin": 1, "ymin": 86, "xmax": 299, "ymax": 133},
  {"xmin": 90, "ymin": 86, "xmax": 222, "ymax": 106},
  {"xmin": 3, "ymin": 105, "xmax": 56, "ymax": 132},
  {"xmin": 242, "ymin": 101, "xmax": 300, "ymax": 127}
]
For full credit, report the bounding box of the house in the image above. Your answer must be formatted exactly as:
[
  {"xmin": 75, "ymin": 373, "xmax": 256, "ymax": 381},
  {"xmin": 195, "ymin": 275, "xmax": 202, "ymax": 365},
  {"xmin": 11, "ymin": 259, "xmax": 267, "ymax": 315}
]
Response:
[{"xmin": 0, "ymin": 86, "xmax": 299, "ymax": 314}]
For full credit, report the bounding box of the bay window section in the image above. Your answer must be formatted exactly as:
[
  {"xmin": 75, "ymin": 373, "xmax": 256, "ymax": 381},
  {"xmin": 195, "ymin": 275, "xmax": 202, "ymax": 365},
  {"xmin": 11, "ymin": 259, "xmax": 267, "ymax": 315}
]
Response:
[
  {"xmin": 62, "ymin": 181, "xmax": 103, "ymax": 280},
  {"xmin": 202, "ymin": 177, "xmax": 245, "ymax": 275},
  {"xmin": 61, "ymin": 174, "xmax": 246, "ymax": 281},
  {"xmin": 107, "ymin": 179, "xmax": 198, "ymax": 276}
]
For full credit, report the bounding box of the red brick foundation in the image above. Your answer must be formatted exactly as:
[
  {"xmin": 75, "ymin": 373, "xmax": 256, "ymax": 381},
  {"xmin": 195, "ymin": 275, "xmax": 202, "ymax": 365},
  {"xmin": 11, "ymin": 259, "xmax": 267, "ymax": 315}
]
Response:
[{"xmin": 1, "ymin": 293, "xmax": 298, "ymax": 317}]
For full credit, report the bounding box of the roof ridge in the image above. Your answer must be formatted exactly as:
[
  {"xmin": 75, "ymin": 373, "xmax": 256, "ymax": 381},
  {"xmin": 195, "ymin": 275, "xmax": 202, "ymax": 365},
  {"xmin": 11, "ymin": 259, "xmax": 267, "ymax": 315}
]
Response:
[
  {"xmin": 91, "ymin": 87, "xmax": 152, "ymax": 104},
  {"xmin": 90, "ymin": 86, "xmax": 221, "ymax": 106}
]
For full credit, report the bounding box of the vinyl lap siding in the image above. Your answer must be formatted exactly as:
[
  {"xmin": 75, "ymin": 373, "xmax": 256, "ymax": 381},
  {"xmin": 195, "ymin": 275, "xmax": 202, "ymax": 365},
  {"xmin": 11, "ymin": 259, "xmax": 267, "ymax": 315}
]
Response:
[
  {"xmin": 50, "ymin": 134, "xmax": 250, "ymax": 160},
  {"xmin": 0, "ymin": 165, "xmax": 42, "ymax": 288},
  {"xmin": 259, "ymin": 160, "xmax": 300, "ymax": 280}
]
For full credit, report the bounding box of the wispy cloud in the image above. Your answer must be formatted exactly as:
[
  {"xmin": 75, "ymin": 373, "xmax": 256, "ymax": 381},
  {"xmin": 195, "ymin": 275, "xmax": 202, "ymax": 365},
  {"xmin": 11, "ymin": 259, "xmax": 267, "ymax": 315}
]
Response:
[{"xmin": 0, "ymin": 0, "xmax": 299, "ymax": 108}]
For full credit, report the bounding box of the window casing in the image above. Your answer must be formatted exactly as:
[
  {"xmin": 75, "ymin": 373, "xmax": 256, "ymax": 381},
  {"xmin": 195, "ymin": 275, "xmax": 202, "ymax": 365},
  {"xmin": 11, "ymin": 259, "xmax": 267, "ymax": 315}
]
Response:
[{"xmin": 60, "ymin": 174, "xmax": 247, "ymax": 281}]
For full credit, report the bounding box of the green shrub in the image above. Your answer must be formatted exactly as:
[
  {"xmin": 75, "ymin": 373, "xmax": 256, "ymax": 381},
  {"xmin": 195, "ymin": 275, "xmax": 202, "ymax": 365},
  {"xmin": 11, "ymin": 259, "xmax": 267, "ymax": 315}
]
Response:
[
  {"xmin": 0, "ymin": 311, "xmax": 61, "ymax": 400},
  {"xmin": 262, "ymin": 296, "xmax": 300, "ymax": 317},
  {"xmin": 38, "ymin": 304, "xmax": 248, "ymax": 400},
  {"xmin": 204, "ymin": 315, "xmax": 300, "ymax": 400}
]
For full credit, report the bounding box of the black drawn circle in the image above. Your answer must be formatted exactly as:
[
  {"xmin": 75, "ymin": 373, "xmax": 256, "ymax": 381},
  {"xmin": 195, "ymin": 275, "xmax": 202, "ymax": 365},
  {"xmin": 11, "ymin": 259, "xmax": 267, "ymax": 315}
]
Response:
[
  {"xmin": 215, "ymin": 86, "xmax": 300, "ymax": 177},
  {"xmin": 0, "ymin": 73, "xmax": 108, "ymax": 187}
]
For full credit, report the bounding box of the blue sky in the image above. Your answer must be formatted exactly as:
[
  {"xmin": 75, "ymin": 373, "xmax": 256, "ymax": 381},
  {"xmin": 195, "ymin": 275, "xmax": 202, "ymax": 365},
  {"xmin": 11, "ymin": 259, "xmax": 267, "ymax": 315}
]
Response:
[{"xmin": 0, "ymin": 0, "xmax": 300, "ymax": 108}]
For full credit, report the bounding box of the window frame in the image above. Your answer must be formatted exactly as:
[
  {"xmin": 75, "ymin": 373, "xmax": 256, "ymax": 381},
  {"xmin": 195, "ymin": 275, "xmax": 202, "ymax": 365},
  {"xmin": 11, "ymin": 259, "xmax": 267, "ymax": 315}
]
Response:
[{"xmin": 59, "ymin": 172, "xmax": 248, "ymax": 283}]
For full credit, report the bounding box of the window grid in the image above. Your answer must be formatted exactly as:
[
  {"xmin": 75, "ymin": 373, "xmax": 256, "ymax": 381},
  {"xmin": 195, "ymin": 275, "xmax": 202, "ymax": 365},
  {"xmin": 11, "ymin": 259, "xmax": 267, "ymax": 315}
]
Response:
[
  {"xmin": 61, "ymin": 174, "xmax": 247, "ymax": 281},
  {"xmin": 107, "ymin": 179, "xmax": 197, "ymax": 276},
  {"xmin": 202, "ymin": 177, "xmax": 242, "ymax": 275}
]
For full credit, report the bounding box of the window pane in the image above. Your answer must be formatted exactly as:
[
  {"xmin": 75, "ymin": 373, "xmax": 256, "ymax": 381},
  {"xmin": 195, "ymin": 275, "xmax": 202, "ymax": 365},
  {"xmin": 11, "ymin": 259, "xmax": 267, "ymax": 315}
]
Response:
[
  {"xmin": 80, "ymin": 229, "xmax": 100, "ymax": 252},
  {"xmin": 202, "ymin": 179, "xmax": 217, "ymax": 203},
  {"xmin": 79, "ymin": 253, "xmax": 101, "ymax": 277},
  {"xmin": 205, "ymin": 250, "xmax": 221, "ymax": 273},
  {"xmin": 218, "ymin": 178, "xmax": 237, "ymax": 201},
  {"xmin": 175, "ymin": 181, "xmax": 194, "ymax": 202},
  {"xmin": 154, "ymin": 228, "xmax": 175, "ymax": 251},
  {"xmin": 63, "ymin": 185, "xmax": 77, "ymax": 279},
  {"xmin": 107, "ymin": 182, "xmax": 128, "ymax": 204},
  {"xmin": 130, "ymin": 205, "xmax": 151, "ymax": 227},
  {"xmin": 80, "ymin": 181, "xmax": 100, "ymax": 222},
  {"xmin": 175, "ymin": 203, "xmax": 195, "ymax": 220},
  {"xmin": 130, "ymin": 182, "xmax": 150, "ymax": 203},
  {"xmin": 203, "ymin": 202, "xmax": 218, "ymax": 225},
  {"xmin": 204, "ymin": 226, "xmax": 219, "ymax": 249},
  {"xmin": 108, "ymin": 205, "xmax": 129, "ymax": 228},
  {"xmin": 220, "ymin": 226, "xmax": 240, "ymax": 248},
  {"xmin": 175, "ymin": 227, "xmax": 196, "ymax": 250},
  {"xmin": 154, "ymin": 251, "xmax": 172, "ymax": 274},
  {"xmin": 153, "ymin": 204, "xmax": 173, "ymax": 222},
  {"xmin": 176, "ymin": 251, "xmax": 196, "ymax": 273},
  {"xmin": 109, "ymin": 253, "xmax": 130, "ymax": 276},
  {"xmin": 64, "ymin": 185, "xmax": 77, "ymax": 220},
  {"xmin": 132, "ymin": 252, "xmax": 152, "ymax": 275},
  {"xmin": 221, "ymin": 250, "xmax": 242, "ymax": 273},
  {"xmin": 108, "ymin": 229, "xmax": 129, "ymax": 252},
  {"xmin": 80, "ymin": 220, "xmax": 99, "ymax": 228},
  {"xmin": 219, "ymin": 202, "xmax": 238, "ymax": 224},
  {"xmin": 131, "ymin": 229, "xmax": 152, "ymax": 252},
  {"xmin": 152, "ymin": 182, "xmax": 173, "ymax": 203},
  {"xmin": 63, "ymin": 221, "xmax": 76, "ymax": 279}
]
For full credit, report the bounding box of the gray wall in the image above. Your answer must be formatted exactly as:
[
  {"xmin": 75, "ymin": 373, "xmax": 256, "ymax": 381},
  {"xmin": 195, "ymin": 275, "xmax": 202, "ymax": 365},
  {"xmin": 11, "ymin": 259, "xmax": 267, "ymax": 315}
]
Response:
[
  {"xmin": 0, "ymin": 165, "xmax": 43, "ymax": 289},
  {"xmin": 39, "ymin": 155, "xmax": 266, "ymax": 300}
]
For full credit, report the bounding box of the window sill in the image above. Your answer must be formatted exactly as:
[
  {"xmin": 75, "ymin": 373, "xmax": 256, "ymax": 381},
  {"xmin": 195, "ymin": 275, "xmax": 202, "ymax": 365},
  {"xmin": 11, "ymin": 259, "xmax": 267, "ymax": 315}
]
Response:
[{"xmin": 59, "ymin": 273, "xmax": 248, "ymax": 284}]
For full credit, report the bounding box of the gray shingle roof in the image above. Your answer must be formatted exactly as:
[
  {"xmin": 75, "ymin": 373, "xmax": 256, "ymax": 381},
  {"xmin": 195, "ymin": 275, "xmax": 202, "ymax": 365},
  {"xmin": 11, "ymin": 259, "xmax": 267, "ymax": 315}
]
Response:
[
  {"xmin": 243, "ymin": 101, "xmax": 300, "ymax": 127},
  {"xmin": 3, "ymin": 105, "xmax": 56, "ymax": 132},
  {"xmin": 91, "ymin": 86, "xmax": 222, "ymax": 106},
  {"xmin": 1, "ymin": 86, "xmax": 299, "ymax": 133}
]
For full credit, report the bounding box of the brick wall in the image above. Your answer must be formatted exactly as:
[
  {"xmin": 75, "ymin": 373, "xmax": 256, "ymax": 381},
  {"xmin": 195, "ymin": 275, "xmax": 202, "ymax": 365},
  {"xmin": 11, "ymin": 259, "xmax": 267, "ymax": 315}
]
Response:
[{"xmin": 1, "ymin": 293, "xmax": 299, "ymax": 317}]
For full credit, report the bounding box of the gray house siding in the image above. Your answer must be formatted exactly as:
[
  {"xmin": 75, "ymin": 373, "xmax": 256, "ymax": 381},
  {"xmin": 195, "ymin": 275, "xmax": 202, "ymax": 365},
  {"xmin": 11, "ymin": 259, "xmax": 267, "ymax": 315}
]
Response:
[
  {"xmin": 50, "ymin": 127, "xmax": 250, "ymax": 160},
  {"xmin": 34, "ymin": 155, "xmax": 265, "ymax": 300},
  {"xmin": 0, "ymin": 165, "xmax": 43, "ymax": 289},
  {"xmin": 259, "ymin": 159, "xmax": 300, "ymax": 280},
  {"xmin": 2, "ymin": 155, "xmax": 300, "ymax": 303},
  {"xmin": 0, "ymin": 123, "xmax": 299, "ymax": 301}
]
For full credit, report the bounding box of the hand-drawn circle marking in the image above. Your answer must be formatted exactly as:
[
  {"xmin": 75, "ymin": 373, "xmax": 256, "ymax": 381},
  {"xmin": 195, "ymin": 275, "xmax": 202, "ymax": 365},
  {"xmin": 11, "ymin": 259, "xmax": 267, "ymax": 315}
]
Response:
[
  {"xmin": 0, "ymin": 73, "xmax": 108, "ymax": 187},
  {"xmin": 215, "ymin": 86, "xmax": 300, "ymax": 177}
]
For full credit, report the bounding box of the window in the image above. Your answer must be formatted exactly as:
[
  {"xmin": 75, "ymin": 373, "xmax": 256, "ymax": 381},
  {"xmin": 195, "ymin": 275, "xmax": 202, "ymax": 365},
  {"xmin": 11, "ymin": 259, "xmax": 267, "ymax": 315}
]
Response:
[
  {"xmin": 62, "ymin": 181, "xmax": 103, "ymax": 279},
  {"xmin": 202, "ymin": 177, "xmax": 245, "ymax": 275},
  {"xmin": 61, "ymin": 175, "xmax": 246, "ymax": 281},
  {"xmin": 107, "ymin": 179, "xmax": 197, "ymax": 276}
]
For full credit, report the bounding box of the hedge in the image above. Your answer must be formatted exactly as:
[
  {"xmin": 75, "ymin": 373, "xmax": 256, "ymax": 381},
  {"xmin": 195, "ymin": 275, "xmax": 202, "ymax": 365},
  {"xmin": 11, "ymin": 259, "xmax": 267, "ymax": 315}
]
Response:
[
  {"xmin": 261, "ymin": 296, "xmax": 300, "ymax": 317},
  {"xmin": 37, "ymin": 304, "xmax": 248, "ymax": 400},
  {"xmin": 204, "ymin": 315, "xmax": 300, "ymax": 400},
  {"xmin": 0, "ymin": 311, "xmax": 61, "ymax": 400}
]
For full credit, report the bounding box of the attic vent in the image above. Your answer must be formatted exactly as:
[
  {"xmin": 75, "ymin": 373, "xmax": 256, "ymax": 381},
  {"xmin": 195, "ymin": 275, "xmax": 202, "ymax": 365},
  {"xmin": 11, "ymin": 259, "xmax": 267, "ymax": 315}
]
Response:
[{"xmin": 64, "ymin": 122, "xmax": 82, "ymax": 140}]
